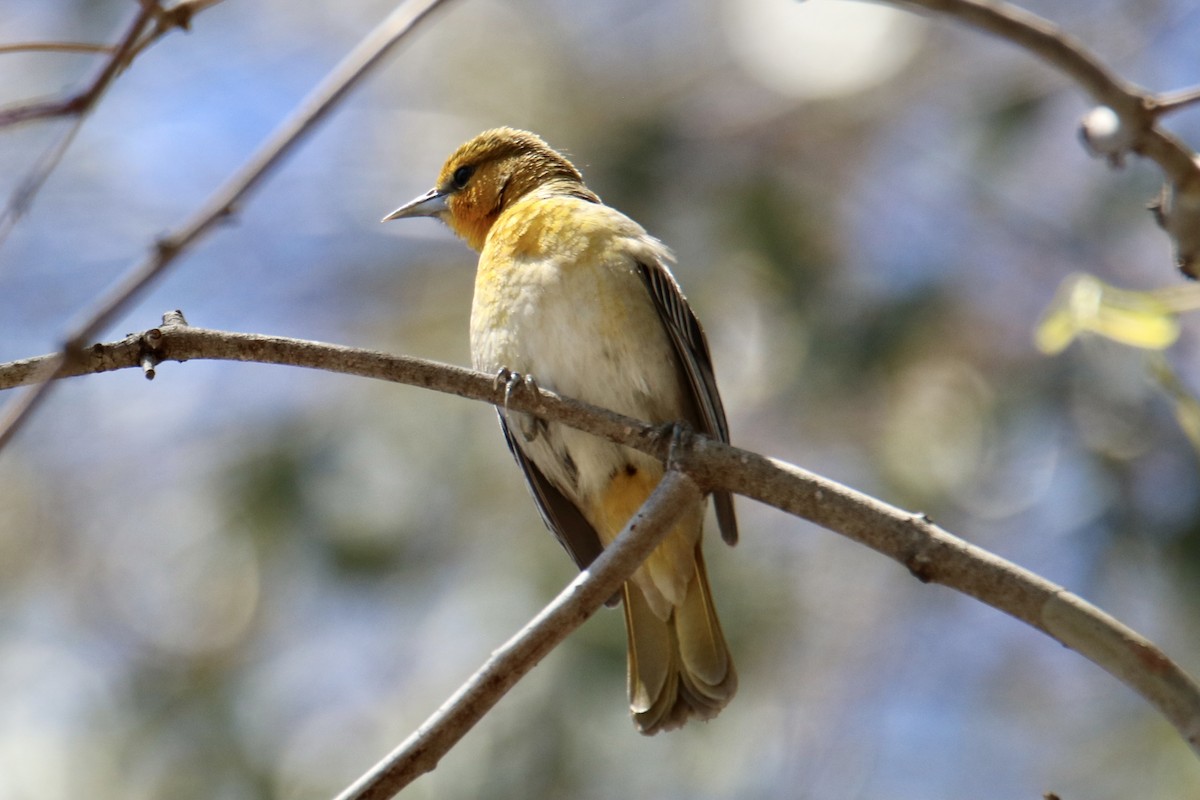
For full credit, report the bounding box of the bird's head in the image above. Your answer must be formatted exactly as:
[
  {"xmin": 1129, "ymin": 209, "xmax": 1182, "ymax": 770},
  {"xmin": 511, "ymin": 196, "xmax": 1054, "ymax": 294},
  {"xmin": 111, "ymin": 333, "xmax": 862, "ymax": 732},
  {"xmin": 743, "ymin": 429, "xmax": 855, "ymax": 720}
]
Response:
[{"xmin": 383, "ymin": 127, "xmax": 597, "ymax": 251}]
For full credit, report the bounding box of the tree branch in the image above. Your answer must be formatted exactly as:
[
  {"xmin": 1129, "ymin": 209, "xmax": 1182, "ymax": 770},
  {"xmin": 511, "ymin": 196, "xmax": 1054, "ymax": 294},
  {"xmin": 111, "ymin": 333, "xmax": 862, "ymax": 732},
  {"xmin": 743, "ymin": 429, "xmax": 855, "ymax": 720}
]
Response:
[
  {"xmin": 4, "ymin": 317, "xmax": 1198, "ymax": 761},
  {"xmin": 1153, "ymin": 85, "xmax": 1200, "ymax": 116},
  {"xmin": 0, "ymin": 0, "xmax": 227, "ymax": 128},
  {"xmin": 0, "ymin": 42, "xmax": 115, "ymax": 56},
  {"xmin": 0, "ymin": 1, "xmax": 159, "ymax": 130},
  {"xmin": 6, "ymin": 2, "xmax": 1200, "ymax": 787},
  {"xmin": 0, "ymin": 0, "xmax": 457, "ymax": 453},
  {"xmin": 887, "ymin": 0, "xmax": 1200, "ymax": 277},
  {"xmin": 0, "ymin": 1, "xmax": 234, "ymax": 248},
  {"xmin": 336, "ymin": 470, "xmax": 703, "ymax": 800}
]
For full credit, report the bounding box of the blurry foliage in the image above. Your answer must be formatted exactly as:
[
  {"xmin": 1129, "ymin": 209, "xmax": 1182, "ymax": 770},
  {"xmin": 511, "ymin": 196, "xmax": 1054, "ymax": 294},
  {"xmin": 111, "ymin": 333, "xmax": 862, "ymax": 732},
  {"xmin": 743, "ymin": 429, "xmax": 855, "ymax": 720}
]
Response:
[
  {"xmin": 828, "ymin": 285, "xmax": 956, "ymax": 386},
  {"xmin": 591, "ymin": 117, "xmax": 681, "ymax": 222},
  {"xmin": 1037, "ymin": 273, "xmax": 1200, "ymax": 540},
  {"xmin": 727, "ymin": 172, "xmax": 834, "ymax": 307},
  {"xmin": 225, "ymin": 427, "xmax": 411, "ymax": 578},
  {"xmin": 973, "ymin": 86, "xmax": 1050, "ymax": 171},
  {"xmin": 1153, "ymin": 354, "xmax": 1200, "ymax": 455}
]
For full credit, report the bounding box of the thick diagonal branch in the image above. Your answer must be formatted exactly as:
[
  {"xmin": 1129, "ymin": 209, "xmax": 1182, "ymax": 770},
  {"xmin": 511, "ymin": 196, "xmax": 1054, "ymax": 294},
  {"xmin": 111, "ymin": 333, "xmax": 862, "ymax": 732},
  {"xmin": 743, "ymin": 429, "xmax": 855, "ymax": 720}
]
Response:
[
  {"xmin": 3, "ymin": 321, "xmax": 1198, "ymax": 760},
  {"xmin": 334, "ymin": 470, "xmax": 701, "ymax": 800}
]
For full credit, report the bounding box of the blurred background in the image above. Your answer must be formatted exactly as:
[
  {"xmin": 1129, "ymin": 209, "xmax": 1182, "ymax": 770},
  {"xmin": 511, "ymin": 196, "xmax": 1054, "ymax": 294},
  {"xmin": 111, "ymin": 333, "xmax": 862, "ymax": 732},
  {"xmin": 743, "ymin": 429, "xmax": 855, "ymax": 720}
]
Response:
[{"xmin": 2, "ymin": 0, "xmax": 1200, "ymax": 797}]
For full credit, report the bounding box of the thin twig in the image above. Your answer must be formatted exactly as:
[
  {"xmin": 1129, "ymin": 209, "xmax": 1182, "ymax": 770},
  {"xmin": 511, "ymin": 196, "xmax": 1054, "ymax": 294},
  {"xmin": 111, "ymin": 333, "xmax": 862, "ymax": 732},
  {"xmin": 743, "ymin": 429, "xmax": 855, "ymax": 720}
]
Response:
[
  {"xmin": 336, "ymin": 471, "xmax": 702, "ymax": 799},
  {"xmin": 896, "ymin": 0, "xmax": 1143, "ymax": 103},
  {"xmin": 1152, "ymin": 85, "xmax": 1200, "ymax": 116},
  {"xmin": 0, "ymin": 0, "xmax": 217, "ymax": 250},
  {"xmin": 0, "ymin": 1, "xmax": 158, "ymax": 248},
  {"xmin": 127, "ymin": 0, "xmax": 229, "ymax": 61},
  {"xmin": 0, "ymin": 42, "xmax": 114, "ymax": 55},
  {"xmin": 0, "ymin": 115, "xmax": 87, "ymax": 244},
  {"xmin": 888, "ymin": 0, "xmax": 1200, "ymax": 274},
  {"xmin": 0, "ymin": 0, "xmax": 456, "ymax": 453},
  {"xmin": 0, "ymin": 2, "xmax": 157, "ymax": 129},
  {"xmin": 4, "ymin": 320, "xmax": 1197, "ymax": 760}
]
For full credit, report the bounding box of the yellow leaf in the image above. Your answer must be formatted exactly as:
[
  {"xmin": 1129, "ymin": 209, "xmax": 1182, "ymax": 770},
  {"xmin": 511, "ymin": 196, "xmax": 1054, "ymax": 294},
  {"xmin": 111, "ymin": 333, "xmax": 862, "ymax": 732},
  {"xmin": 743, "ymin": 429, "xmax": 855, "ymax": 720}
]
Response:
[{"xmin": 1035, "ymin": 273, "xmax": 1180, "ymax": 353}]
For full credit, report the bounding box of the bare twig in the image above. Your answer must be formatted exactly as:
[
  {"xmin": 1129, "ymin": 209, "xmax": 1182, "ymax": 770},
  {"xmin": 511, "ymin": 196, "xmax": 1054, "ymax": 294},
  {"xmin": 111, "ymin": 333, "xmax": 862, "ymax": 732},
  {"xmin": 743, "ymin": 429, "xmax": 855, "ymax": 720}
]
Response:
[
  {"xmin": 0, "ymin": 3, "xmax": 157, "ymax": 247},
  {"xmin": 0, "ymin": 0, "xmax": 456, "ymax": 453},
  {"xmin": 0, "ymin": 115, "xmax": 87, "ymax": 243},
  {"xmin": 887, "ymin": 0, "xmax": 1200, "ymax": 276},
  {"xmin": 1152, "ymin": 86, "xmax": 1200, "ymax": 116},
  {"xmin": 0, "ymin": 0, "xmax": 225, "ymax": 127},
  {"xmin": 0, "ymin": 2, "xmax": 157, "ymax": 129},
  {"xmin": 0, "ymin": 0, "xmax": 227, "ymax": 248},
  {"xmin": 4, "ymin": 319, "xmax": 1198, "ymax": 761},
  {"xmin": 127, "ymin": 0, "xmax": 229, "ymax": 61},
  {"xmin": 0, "ymin": 42, "xmax": 114, "ymax": 56},
  {"xmin": 337, "ymin": 470, "xmax": 703, "ymax": 799}
]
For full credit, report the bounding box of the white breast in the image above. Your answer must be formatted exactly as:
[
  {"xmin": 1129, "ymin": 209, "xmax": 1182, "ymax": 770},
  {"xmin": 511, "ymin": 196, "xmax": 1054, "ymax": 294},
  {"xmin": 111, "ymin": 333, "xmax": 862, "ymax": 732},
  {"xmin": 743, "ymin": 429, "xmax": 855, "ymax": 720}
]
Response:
[{"xmin": 469, "ymin": 201, "xmax": 685, "ymax": 501}]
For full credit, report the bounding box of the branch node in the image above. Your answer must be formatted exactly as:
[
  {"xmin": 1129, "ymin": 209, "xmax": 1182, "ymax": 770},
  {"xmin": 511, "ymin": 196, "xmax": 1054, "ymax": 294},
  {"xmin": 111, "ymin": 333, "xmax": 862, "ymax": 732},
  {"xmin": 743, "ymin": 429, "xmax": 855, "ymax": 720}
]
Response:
[
  {"xmin": 140, "ymin": 350, "xmax": 158, "ymax": 380},
  {"xmin": 1148, "ymin": 85, "xmax": 1200, "ymax": 118},
  {"xmin": 139, "ymin": 327, "xmax": 166, "ymax": 380},
  {"xmin": 139, "ymin": 310, "xmax": 188, "ymax": 379},
  {"xmin": 153, "ymin": 235, "xmax": 182, "ymax": 261},
  {"xmin": 1149, "ymin": 180, "xmax": 1200, "ymax": 279},
  {"xmin": 904, "ymin": 548, "xmax": 936, "ymax": 584},
  {"xmin": 159, "ymin": 3, "xmax": 196, "ymax": 33},
  {"xmin": 161, "ymin": 309, "xmax": 189, "ymax": 327}
]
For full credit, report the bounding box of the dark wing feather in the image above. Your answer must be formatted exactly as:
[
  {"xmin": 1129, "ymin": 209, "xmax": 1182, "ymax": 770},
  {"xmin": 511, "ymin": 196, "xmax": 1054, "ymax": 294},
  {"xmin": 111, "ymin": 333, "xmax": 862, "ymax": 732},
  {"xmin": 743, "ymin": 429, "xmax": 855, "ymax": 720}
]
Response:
[
  {"xmin": 498, "ymin": 412, "xmax": 606, "ymax": 569},
  {"xmin": 636, "ymin": 260, "xmax": 739, "ymax": 545},
  {"xmin": 498, "ymin": 413, "xmax": 620, "ymax": 606}
]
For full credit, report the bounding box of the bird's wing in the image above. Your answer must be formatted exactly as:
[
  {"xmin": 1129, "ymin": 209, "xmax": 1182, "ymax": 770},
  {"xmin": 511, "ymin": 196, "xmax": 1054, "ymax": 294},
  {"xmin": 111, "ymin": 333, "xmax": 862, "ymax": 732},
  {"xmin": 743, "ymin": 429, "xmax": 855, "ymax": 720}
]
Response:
[
  {"xmin": 636, "ymin": 258, "xmax": 739, "ymax": 545},
  {"xmin": 497, "ymin": 410, "xmax": 609, "ymax": 570}
]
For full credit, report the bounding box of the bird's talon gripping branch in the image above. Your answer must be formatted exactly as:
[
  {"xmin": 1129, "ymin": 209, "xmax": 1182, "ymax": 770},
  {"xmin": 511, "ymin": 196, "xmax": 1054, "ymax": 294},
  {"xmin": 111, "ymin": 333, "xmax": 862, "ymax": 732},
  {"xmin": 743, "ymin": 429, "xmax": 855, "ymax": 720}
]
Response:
[
  {"xmin": 519, "ymin": 373, "xmax": 540, "ymax": 406},
  {"xmin": 497, "ymin": 368, "xmax": 540, "ymax": 411},
  {"xmin": 506, "ymin": 371, "xmax": 525, "ymax": 410},
  {"xmin": 665, "ymin": 422, "xmax": 692, "ymax": 474},
  {"xmin": 494, "ymin": 368, "xmax": 544, "ymax": 442}
]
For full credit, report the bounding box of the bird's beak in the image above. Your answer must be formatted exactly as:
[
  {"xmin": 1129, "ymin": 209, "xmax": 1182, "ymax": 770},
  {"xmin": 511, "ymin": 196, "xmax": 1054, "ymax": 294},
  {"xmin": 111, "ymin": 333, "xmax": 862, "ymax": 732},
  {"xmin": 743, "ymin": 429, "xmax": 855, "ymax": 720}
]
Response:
[{"xmin": 381, "ymin": 187, "xmax": 449, "ymax": 222}]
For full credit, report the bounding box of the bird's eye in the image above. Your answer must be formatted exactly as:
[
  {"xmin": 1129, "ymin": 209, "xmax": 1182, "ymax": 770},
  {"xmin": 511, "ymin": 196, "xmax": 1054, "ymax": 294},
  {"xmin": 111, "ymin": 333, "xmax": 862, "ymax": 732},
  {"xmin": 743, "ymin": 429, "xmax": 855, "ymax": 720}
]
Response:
[{"xmin": 452, "ymin": 165, "xmax": 475, "ymax": 189}]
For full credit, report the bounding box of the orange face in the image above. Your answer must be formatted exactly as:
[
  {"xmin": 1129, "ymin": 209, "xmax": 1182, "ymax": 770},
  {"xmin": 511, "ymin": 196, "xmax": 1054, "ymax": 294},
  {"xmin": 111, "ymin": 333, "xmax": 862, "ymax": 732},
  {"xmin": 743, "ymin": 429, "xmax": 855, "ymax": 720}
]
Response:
[{"xmin": 383, "ymin": 127, "xmax": 592, "ymax": 251}]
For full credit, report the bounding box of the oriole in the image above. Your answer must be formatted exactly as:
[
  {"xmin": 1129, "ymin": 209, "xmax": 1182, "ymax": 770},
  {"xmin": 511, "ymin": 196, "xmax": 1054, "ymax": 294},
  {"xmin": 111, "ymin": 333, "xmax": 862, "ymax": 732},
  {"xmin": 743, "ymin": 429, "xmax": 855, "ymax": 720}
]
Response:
[{"xmin": 384, "ymin": 127, "xmax": 737, "ymax": 734}]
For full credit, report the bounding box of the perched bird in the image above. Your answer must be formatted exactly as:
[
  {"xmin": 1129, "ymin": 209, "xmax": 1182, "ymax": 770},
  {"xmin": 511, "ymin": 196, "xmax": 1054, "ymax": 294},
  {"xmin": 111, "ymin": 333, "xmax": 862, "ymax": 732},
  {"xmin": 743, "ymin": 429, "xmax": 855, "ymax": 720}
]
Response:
[{"xmin": 383, "ymin": 127, "xmax": 737, "ymax": 734}]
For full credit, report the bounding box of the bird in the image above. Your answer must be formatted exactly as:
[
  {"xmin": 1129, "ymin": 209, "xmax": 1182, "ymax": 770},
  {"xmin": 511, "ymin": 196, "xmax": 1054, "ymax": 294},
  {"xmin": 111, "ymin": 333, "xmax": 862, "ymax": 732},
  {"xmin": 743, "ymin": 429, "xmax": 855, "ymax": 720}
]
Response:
[{"xmin": 383, "ymin": 127, "xmax": 737, "ymax": 734}]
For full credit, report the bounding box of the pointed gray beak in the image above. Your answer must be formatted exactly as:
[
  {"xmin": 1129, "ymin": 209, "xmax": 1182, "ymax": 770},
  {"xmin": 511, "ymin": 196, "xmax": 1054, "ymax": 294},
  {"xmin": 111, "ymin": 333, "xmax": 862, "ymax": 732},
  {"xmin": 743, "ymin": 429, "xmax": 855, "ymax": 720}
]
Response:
[{"xmin": 381, "ymin": 187, "xmax": 449, "ymax": 222}]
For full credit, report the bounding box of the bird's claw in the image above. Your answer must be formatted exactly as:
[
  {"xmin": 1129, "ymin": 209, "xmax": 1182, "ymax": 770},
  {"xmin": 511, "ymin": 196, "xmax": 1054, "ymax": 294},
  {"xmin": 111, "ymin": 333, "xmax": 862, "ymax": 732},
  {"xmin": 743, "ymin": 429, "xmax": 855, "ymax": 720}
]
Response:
[
  {"xmin": 493, "ymin": 367, "xmax": 514, "ymax": 392},
  {"xmin": 495, "ymin": 368, "xmax": 543, "ymax": 442},
  {"xmin": 662, "ymin": 421, "xmax": 692, "ymax": 473},
  {"xmin": 495, "ymin": 368, "xmax": 540, "ymax": 409}
]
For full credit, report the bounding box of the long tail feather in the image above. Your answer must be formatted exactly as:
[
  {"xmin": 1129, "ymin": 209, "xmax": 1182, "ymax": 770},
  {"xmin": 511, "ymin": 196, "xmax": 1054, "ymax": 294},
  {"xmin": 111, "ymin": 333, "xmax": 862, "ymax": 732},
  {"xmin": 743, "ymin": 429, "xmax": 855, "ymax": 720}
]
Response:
[{"xmin": 625, "ymin": 544, "xmax": 736, "ymax": 734}]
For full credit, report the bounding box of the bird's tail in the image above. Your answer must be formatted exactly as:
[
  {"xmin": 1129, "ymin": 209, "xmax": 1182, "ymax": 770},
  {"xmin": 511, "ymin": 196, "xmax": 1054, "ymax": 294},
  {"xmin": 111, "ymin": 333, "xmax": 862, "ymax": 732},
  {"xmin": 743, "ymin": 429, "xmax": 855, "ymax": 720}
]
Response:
[{"xmin": 624, "ymin": 545, "xmax": 737, "ymax": 734}]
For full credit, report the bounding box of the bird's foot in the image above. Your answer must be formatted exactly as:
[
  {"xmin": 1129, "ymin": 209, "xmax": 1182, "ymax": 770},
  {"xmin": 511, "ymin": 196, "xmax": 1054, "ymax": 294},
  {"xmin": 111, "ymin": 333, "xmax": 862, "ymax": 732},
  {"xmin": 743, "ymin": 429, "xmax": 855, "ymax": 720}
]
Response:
[
  {"xmin": 661, "ymin": 421, "xmax": 693, "ymax": 473},
  {"xmin": 494, "ymin": 368, "xmax": 543, "ymax": 442}
]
